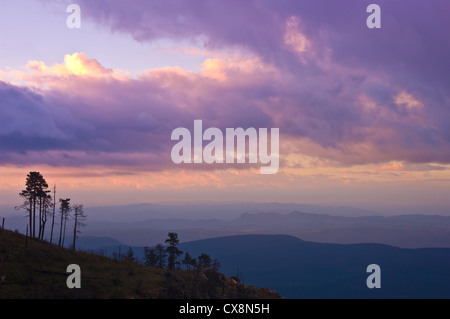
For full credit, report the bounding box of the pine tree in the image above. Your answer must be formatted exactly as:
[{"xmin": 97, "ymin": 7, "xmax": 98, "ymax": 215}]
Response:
[
  {"xmin": 58, "ymin": 198, "xmax": 71, "ymax": 247},
  {"xmin": 49, "ymin": 183, "xmax": 57, "ymax": 244},
  {"xmin": 37, "ymin": 178, "xmax": 50, "ymax": 240},
  {"xmin": 190, "ymin": 257, "xmax": 198, "ymax": 270},
  {"xmin": 125, "ymin": 247, "xmax": 135, "ymax": 263},
  {"xmin": 198, "ymin": 253, "xmax": 212, "ymax": 270},
  {"xmin": 211, "ymin": 259, "xmax": 221, "ymax": 272},
  {"xmin": 19, "ymin": 172, "xmax": 49, "ymax": 238},
  {"xmin": 165, "ymin": 232, "xmax": 183, "ymax": 271},
  {"xmin": 72, "ymin": 204, "xmax": 86, "ymax": 251},
  {"xmin": 155, "ymin": 243, "xmax": 167, "ymax": 269},
  {"xmin": 144, "ymin": 247, "xmax": 158, "ymax": 267},
  {"xmin": 39, "ymin": 193, "xmax": 52, "ymax": 240},
  {"xmin": 182, "ymin": 252, "xmax": 194, "ymax": 270}
]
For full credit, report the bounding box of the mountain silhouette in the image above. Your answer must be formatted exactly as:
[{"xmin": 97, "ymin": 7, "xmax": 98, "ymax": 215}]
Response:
[
  {"xmin": 80, "ymin": 233, "xmax": 450, "ymax": 298},
  {"xmin": 179, "ymin": 234, "xmax": 450, "ymax": 299}
]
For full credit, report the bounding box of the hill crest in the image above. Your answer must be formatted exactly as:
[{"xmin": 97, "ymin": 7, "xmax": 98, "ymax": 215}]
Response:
[{"xmin": 0, "ymin": 229, "xmax": 280, "ymax": 299}]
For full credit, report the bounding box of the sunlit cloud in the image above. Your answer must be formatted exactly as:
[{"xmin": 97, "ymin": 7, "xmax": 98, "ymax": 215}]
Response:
[
  {"xmin": 284, "ymin": 16, "xmax": 311, "ymax": 56},
  {"xmin": 394, "ymin": 91, "xmax": 424, "ymax": 111},
  {"xmin": 1, "ymin": 0, "xmax": 450, "ymax": 209}
]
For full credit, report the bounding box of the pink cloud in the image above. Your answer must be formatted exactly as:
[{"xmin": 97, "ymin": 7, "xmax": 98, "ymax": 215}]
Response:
[{"xmin": 4, "ymin": 0, "xmax": 450, "ymax": 172}]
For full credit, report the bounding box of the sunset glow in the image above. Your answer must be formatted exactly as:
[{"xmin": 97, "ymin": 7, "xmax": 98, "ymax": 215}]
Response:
[{"xmin": 1, "ymin": 0, "xmax": 449, "ymax": 215}]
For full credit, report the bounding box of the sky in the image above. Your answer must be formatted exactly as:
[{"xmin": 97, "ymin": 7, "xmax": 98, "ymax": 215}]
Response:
[{"xmin": 1, "ymin": 0, "xmax": 450, "ymax": 214}]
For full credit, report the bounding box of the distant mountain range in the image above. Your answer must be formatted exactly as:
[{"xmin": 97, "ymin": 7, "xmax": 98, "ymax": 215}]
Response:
[
  {"xmin": 0, "ymin": 202, "xmax": 387, "ymax": 222},
  {"xmin": 79, "ymin": 209, "xmax": 450, "ymax": 248},
  {"xmin": 4, "ymin": 197, "xmax": 450, "ymax": 299},
  {"xmin": 3, "ymin": 204, "xmax": 450, "ymax": 248},
  {"xmin": 76, "ymin": 203, "xmax": 450, "ymax": 248},
  {"xmin": 83, "ymin": 202, "xmax": 386, "ymax": 221},
  {"xmin": 78, "ymin": 234, "xmax": 450, "ymax": 299}
]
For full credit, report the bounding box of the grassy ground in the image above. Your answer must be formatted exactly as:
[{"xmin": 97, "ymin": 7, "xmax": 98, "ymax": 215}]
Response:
[{"xmin": 0, "ymin": 229, "xmax": 279, "ymax": 299}]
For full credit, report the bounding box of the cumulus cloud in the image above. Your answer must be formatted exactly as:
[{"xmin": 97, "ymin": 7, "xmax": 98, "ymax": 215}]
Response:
[
  {"xmin": 28, "ymin": 53, "xmax": 111, "ymax": 76},
  {"xmin": 2, "ymin": 0, "xmax": 450, "ymax": 171}
]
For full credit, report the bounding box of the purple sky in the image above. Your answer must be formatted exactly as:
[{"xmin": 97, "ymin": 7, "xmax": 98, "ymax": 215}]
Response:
[{"xmin": 0, "ymin": 0, "xmax": 449, "ymax": 211}]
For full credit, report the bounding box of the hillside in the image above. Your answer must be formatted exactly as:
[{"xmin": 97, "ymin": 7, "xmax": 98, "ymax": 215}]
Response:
[
  {"xmin": 77, "ymin": 233, "xmax": 450, "ymax": 299},
  {"xmin": 0, "ymin": 229, "xmax": 280, "ymax": 299},
  {"xmin": 179, "ymin": 235, "xmax": 450, "ymax": 299}
]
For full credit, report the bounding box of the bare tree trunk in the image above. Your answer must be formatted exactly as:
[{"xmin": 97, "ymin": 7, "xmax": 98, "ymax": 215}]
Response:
[
  {"xmin": 62, "ymin": 215, "xmax": 68, "ymax": 247},
  {"xmin": 58, "ymin": 210, "xmax": 64, "ymax": 247},
  {"xmin": 41, "ymin": 204, "xmax": 47, "ymax": 240},
  {"xmin": 32, "ymin": 195, "xmax": 36, "ymax": 238},
  {"xmin": 38, "ymin": 195, "xmax": 42, "ymax": 240},
  {"xmin": 50, "ymin": 184, "xmax": 56, "ymax": 244},
  {"xmin": 28, "ymin": 199, "xmax": 32, "ymax": 238},
  {"xmin": 72, "ymin": 213, "xmax": 78, "ymax": 251}
]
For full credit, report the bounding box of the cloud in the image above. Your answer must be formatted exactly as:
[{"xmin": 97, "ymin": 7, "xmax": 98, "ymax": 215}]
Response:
[
  {"xmin": 394, "ymin": 91, "xmax": 423, "ymax": 112},
  {"xmin": 0, "ymin": 52, "xmax": 278, "ymax": 168},
  {"xmin": 0, "ymin": 81, "xmax": 68, "ymax": 147},
  {"xmin": 2, "ymin": 42, "xmax": 450, "ymax": 170},
  {"xmin": 61, "ymin": 0, "xmax": 450, "ymax": 83},
  {"xmin": 283, "ymin": 16, "xmax": 311, "ymax": 56},
  {"xmin": 27, "ymin": 53, "xmax": 111, "ymax": 76},
  {"xmin": 2, "ymin": 0, "xmax": 450, "ymax": 171}
]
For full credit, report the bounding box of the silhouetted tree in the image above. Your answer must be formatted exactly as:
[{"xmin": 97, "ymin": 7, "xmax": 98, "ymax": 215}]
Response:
[
  {"xmin": 37, "ymin": 179, "xmax": 50, "ymax": 240},
  {"xmin": 198, "ymin": 253, "xmax": 212, "ymax": 270},
  {"xmin": 144, "ymin": 247, "xmax": 158, "ymax": 267},
  {"xmin": 72, "ymin": 204, "xmax": 86, "ymax": 251},
  {"xmin": 165, "ymin": 232, "xmax": 183, "ymax": 271},
  {"xmin": 39, "ymin": 192, "xmax": 52, "ymax": 240},
  {"xmin": 190, "ymin": 257, "xmax": 198, "ymax": 270},
  {"xmin": 113, "ymin": 246, "xmax": 123, "ymax": 261},
  {"xmin": 49, "ymin": 183, "xmax": 57, "ymax": 244},
  {"xmin": 155, "ymin": 243, "xmax": 167, "ymax": 269},
  {"xmin": 211, "ymin": 259, "xmax": 221, "ymax": 272},
  {"xmin": 58, "ymin": 198, "xmax": 71, "ymax": 247},
  {"xmin": 19, "ymin": 172, "xmax": 37, "ymax": 238},
  {"xmin": 18, "ymin": 172, "xmax": 49, "ymax": 238},
  {"xmin": 182, "ymin": 252, "xmax": 194, "ymax": 270},
  {"xmin": 125, "ymin": 247, "xmax": 135, "ymax": 263}
]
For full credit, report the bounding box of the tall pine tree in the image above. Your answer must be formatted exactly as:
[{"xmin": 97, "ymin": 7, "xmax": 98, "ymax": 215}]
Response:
[
  {"xmin": 165, "ymin": 232, "xmax": 183, "ymax": 270},
  {"xmin": 58, "ymin": 198, "xmax": 71, "ymax": 247},
  {"xmin": 19, "ymin": 172, "xmax": 50, "ymax": 238}
]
